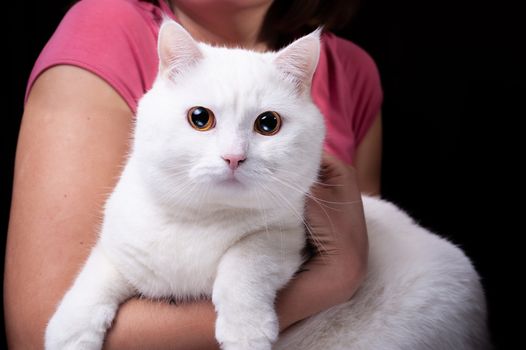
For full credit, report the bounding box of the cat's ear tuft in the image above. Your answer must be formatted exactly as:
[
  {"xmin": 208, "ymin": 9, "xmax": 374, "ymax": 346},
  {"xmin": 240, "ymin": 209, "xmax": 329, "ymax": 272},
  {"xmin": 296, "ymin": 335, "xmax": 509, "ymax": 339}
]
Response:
[
  {"xmin": 158, "ymin": 20, "xmax": 203, "ymax": 81},
  {"xmin": 274, "ymin": 28, "xmax": 322, "ymax": 94}
]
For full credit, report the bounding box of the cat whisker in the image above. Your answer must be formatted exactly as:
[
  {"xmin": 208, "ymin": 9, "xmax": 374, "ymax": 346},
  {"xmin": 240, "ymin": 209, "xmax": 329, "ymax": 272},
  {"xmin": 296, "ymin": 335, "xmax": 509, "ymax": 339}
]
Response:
[
  {"xmin": 254, "ymin": 188, "xmax": 272, "ymax": 243},
  {"xmin": 159, "ymin": 181, "xmax": 200, "ymax": 209},
  {"xmin": 266, "ymin": 174, "xmax": 335, "ymax": 211},
  {"xmin": 258, "ymin": 182, "xmax": 330, "ymax": 262},
  {"xmin": 160, "ymin": 161, "xmax": 195, "ymax": 170},
  {"xmin": 268, "ymin": 174, "xmax": 360, "ymax": 208},
  {"xmin": 266, "ymin": 167, "xmax": 343, "ymax": 188},
  {"xmin": 250, "ymin": 188, "xmax": 280, "ymax": 260},
  {"xmin": 160, "ymin": 167, "xmax": 195, "ymax": 179},
  {"xmin": 194, "ymin": 180, "xmax": 213, "ymax": 219},
  {"xmin": 266, "ymin": 174, "xmax": 355, "ymax": 247},
  {"xmin": 158, "ymin": 164, "xmax": 197, "ymax": 176}
]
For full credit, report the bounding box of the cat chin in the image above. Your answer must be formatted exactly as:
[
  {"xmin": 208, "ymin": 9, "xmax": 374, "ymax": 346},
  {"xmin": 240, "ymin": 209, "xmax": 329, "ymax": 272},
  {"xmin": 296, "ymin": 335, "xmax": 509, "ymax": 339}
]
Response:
[{"xmin": 217, "ymin": 177, "xmax": 244, "ymax": 187}]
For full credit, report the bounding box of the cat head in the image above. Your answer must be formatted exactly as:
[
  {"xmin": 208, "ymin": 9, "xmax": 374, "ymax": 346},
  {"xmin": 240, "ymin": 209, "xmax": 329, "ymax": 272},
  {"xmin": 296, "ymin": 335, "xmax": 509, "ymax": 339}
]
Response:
[{"xmin": 133, "ymin": 20, "xmax": 325, "ymax": 211}]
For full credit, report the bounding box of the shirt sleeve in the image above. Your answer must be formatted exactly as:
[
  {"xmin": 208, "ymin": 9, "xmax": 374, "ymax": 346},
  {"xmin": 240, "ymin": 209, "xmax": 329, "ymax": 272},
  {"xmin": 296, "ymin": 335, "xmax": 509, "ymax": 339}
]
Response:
[
  {"xmin": 344, "ymin": 42, "xmax": 383, "ymax": 146},
  {"xmin": 25, "ymin": 0, "xmax": 161, "ymax": 114}
]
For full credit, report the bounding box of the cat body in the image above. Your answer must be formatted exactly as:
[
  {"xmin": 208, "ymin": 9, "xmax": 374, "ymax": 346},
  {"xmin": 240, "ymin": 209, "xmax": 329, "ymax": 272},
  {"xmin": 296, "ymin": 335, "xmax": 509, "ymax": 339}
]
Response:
[
  {"xmin": 45, "ymin": 20, "xmax": 489, "ymax": 350},
  {"xmin": 45, "ymin": 21, "xmax": 321, "ymax": 350},
  {"xmin": 100, "ymin": 158, "xmax": 304, "ymax": 300}
]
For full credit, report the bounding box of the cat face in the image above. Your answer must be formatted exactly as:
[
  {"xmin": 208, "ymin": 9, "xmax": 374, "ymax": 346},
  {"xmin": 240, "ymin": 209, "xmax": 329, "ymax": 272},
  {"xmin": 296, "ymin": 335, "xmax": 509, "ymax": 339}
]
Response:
[{"xmin": 133, "ymin": 21, "xmax": 325, "ymax": 210}]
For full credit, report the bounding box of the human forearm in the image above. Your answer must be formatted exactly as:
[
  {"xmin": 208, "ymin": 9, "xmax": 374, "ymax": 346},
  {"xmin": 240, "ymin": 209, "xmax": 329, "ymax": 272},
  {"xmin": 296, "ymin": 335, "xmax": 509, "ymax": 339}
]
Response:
[
  {"xmin": 104, "ymin": 258, "xmax": 363, "ymax": 350},
  {"xmin": 276, "ymin": 154, "xmax": 370, "ymax": 330},
  {"xmin": 276, "ymin": 257, "xmax": 364, "ymax": 331},
  {"xmin": 104, "ymin": 298, "xmax": 219, "ymax": 350}
]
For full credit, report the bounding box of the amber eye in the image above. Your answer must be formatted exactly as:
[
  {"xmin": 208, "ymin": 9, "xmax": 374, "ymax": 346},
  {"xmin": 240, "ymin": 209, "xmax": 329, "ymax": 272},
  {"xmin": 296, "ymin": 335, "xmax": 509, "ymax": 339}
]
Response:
[
  {"xmin": 187, "ymin": 106, "xmax": 215, "ymax": 131},
  {"xmin": 254, "ymin": 111, "xmax": 281, "ymax": 136}
]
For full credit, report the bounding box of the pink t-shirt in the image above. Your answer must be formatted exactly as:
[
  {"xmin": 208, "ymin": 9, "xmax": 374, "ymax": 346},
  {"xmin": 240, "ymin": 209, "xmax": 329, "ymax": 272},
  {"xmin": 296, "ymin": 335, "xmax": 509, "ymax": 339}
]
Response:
[{"xmin": 25, "ymin": 0, "xmax": 383, "ymax": 165}]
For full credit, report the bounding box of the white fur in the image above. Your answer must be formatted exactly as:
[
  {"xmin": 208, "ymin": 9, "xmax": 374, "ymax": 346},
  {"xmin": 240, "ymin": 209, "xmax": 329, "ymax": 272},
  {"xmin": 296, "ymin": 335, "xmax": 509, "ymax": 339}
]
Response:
[
  {"xmin": 275, "ymin": 197, "xmax": 490, "ymax": 349},
  {"xmin": 45, "ymin": 21, "xmax": 489, "ymax": 350}
]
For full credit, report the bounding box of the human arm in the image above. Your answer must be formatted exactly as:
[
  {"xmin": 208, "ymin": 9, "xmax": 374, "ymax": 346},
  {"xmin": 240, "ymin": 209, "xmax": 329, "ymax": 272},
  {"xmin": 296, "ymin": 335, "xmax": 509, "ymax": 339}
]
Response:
[
  {"xmin": 354, "ymin": 112, "xmax": 382, "ymax": 196},
  {"xmin": 4, "ymin": 66, "xmax": 367, "ymax": 349},
  {"xmin": 4, "ymin": 66, "xmax": 134, "ymax": 349}
]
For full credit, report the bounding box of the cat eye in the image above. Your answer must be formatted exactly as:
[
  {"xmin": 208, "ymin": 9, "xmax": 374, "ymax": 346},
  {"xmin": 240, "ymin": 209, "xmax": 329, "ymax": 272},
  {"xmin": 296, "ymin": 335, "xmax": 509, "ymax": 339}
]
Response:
[
  {"xmin": 187, "ymin": 106, "xmax": 215, "ymax": 131},
  {"xmin": 254, "ymin": 111, "xmax": 281, "ymax": 136}
]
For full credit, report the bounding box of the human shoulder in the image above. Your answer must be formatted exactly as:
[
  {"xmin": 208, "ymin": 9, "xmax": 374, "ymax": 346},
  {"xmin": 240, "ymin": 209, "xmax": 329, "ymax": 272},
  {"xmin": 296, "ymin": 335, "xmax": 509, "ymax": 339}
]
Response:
[
  {"xmin": 320, "ymin": 32, "xmax": 380, "ymax": 77},
  {"xmin": 73, "ymin": 0, "xmax": 150, "ymax": 14},
  {"xmin": 66, "ymin": 0, "xmax": 161, "ymax": 29},
  {"xmin": 26, "ymin": 0, "xmax": 164, "ymax": 112},
  {"xmin": 315, "ymin": 32, "xmax": 383, "ymax": 157}
]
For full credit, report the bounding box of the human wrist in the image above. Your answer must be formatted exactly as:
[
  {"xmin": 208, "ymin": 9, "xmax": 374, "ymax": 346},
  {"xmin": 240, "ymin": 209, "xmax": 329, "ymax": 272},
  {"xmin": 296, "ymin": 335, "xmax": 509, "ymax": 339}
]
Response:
[
  {"xmin": 332, "ymin": 254, "xmax": 368, "ymax": 301},
  {"xmin": 275, "ymin": 257, "xmax": 359, "ymax": 332}
]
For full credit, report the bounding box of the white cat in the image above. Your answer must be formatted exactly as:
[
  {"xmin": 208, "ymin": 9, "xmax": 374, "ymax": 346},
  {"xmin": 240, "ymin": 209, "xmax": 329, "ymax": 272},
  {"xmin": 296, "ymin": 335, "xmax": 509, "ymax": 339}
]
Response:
[{"xmin": 45, "ymin": 20, "xmax": 489, "ymax": 350}]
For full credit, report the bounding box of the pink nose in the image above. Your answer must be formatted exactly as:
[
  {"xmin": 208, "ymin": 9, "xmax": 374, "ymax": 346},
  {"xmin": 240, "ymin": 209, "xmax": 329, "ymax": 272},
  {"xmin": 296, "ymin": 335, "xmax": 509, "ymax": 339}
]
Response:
[{"xmin": 222, "ymin": 154, "xmax": 246, "ymax": 170}]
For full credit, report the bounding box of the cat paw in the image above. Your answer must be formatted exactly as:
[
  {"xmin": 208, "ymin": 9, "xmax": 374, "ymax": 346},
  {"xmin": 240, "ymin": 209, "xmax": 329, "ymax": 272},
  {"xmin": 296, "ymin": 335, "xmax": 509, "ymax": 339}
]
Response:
[
  {"xmin": 215, "ymin": 310, "xmax": 278, "ymax": 350},
  {"xmin": 45, "ymin": 303, "xmax": 115, "ymax": 350},
  {"xmin": 220, "ymin": 339, "xmax": 272, "ymax": 350}
]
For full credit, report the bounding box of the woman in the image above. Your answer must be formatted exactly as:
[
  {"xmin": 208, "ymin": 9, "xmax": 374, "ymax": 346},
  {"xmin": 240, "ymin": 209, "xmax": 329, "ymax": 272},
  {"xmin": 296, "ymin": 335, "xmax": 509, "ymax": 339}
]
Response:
[{"xmin": 5, "ymin": 0, "xmax": 382, "ymax": 348}]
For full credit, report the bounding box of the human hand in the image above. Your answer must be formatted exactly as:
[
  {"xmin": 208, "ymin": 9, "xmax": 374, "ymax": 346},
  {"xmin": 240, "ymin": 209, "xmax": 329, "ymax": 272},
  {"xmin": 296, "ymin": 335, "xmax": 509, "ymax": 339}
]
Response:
[{"xmin": 302, "ymin": 152, "xmax": 369, "ymax": 297}]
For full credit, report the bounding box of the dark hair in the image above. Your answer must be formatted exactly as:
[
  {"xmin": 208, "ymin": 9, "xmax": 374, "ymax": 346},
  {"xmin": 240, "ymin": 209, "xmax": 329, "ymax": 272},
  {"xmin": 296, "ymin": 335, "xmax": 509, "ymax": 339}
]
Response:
[
  {"xmin": 260, "ymin": 0, "xmax": 360, "ymax": 49},
  {"xmin": 141, "ymin": 0, "xmax": 360, "ymax": 50}
]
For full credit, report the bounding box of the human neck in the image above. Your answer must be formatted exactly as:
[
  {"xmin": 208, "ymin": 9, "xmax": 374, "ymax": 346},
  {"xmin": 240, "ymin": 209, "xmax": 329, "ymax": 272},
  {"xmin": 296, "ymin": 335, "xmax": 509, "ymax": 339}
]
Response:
[{"xmin": 168, "ymin": 0, "xmax": 271, "ymax": 52}]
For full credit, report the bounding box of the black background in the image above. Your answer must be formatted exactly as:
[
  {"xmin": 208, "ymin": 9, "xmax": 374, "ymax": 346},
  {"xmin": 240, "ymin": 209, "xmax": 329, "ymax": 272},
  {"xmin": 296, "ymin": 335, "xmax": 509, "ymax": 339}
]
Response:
[{"xmin": 2, "ymin": 0, "xmax": 521, "ymax": 348}]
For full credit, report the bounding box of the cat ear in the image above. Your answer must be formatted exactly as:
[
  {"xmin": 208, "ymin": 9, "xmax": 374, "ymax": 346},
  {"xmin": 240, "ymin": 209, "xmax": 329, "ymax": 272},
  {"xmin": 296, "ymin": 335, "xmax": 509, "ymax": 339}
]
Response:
[
  {"xmin": 274, "ymin": 28, "xmax": 322, "ymax": 94},
  {"xmin": 158, "ymin": 20, "xmax": 203, "ymax": 81}
]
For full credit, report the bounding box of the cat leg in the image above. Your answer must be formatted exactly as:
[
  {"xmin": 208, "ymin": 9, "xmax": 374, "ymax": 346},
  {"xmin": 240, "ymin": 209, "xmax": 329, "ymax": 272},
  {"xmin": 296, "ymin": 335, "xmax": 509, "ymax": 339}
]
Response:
[
  {"xmin": 213, "ymin": 229, "xmax": 303, "ymax": 350},
  {"xmin": 45, "ymin": 244, "xmax": 134, "ymax": 350}
]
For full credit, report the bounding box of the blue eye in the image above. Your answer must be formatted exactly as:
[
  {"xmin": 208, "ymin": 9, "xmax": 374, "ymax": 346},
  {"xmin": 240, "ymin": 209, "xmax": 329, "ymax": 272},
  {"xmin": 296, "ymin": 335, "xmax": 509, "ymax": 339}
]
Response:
[
  {"xmin": 188, "ymin": 106, "xmax": 215, "ymax": 131},
  {"xmin": 254, "ymin": 111, "xmax": 281, "ymax": 136}
]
